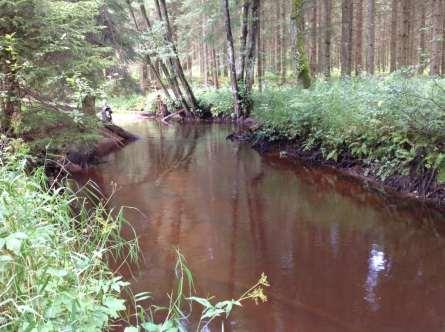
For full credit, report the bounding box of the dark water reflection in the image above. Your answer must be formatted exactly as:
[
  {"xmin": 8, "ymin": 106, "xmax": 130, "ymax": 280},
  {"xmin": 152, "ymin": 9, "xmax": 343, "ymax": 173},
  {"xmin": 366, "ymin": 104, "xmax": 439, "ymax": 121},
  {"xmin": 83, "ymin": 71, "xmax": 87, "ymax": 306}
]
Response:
[{"xmin": 75, "ymin": 121, "xmax": 445, "ymax": 332}]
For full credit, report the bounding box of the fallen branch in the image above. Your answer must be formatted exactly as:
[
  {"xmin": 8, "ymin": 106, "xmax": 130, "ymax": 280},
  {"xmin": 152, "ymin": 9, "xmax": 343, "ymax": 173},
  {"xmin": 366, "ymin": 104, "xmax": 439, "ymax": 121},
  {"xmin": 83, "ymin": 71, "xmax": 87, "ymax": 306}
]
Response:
[{"xmin": 161, "ymin": 111, "xmax": 181, "ymax": 125}]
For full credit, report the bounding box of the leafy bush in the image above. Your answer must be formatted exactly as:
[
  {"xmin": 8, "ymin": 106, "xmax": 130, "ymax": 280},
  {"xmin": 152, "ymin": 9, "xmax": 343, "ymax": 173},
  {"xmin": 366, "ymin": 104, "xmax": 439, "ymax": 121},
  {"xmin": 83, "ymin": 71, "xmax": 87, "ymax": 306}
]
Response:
[
  {"xmin": 253, "ymin": 75, "xmax": 445, "ymax": 180},
  {"xmin": 197, "ymin": 87, "xmax": 234, "ymax": 117}
]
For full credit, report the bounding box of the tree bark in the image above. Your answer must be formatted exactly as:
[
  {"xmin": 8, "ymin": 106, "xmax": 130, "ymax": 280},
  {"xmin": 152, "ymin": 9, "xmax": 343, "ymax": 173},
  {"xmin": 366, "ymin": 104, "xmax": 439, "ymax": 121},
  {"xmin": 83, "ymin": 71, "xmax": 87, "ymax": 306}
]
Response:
[
  {"xmin": 418, "ymin": 2, "xmax": 427, "ymax": 74},
  {"xmin": 221, "ymin": 0, "xmax": 242, "ymax": 118},
  {"xmin": 366, "ymin": 0, "xmax": 375, "ymax": 74},
  {"xmin": 238, "ymin": 0, "xmax": 251, "ymax": 81},
  {"xmin": 81, "ymin": 95, "xmax": 96, "ymax": 115},
  {"xmin": 280, "ymin": 0, "xmax": 287, "ymax": 84},
  {"xmin": 355, "ymin": 0, "xmax": 363, "ymax": 75},
  {"xmin": 245, "ymin": 0, "xmax": 260, "ymax": 93},
  {"xmin": 400, "ymin": 0, "xmax": 410, "ymax": 67},
  {"xmin": 212, "ymin": 48, "xmax": 220, "ymax": 89},
  {"xmin": 310, "ymin": 0, "xmax": 318, "ymax": 74},
  {"xmin": 291, "ymin": 0, "xmax": 312, "ymax": 87},
  {"xmin": 390, "ymin": 0, "xmax": 398, "ymax": 72},
  {"xmin": 0, "ymin": 51, "xmax": 20, "ymax": 133},
  {"xmin": 322, "ymin": 0, "xmax": 332, "ymax": 77},
  {"xmin": 132, "ymin": 3, "xmax": 172, "ymax": 101},
  {"xmin": 431, "ymin": 0, "xmax": 443, "ymax": 75},
  {"xmin": 341, "ymin": 0, "xmax": 353, "ymax": 77},
  {"xmin": 158, "ymin": 0, "xmax": 199, "ymax": 110}
]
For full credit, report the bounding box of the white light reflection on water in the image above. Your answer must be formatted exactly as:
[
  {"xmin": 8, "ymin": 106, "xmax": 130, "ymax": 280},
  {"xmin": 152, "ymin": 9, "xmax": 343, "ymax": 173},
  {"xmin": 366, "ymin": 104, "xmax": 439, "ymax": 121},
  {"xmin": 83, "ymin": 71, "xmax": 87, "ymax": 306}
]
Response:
[{"xmin": 364, "ymin": 244, "xmax": 387, "ymax": 311}]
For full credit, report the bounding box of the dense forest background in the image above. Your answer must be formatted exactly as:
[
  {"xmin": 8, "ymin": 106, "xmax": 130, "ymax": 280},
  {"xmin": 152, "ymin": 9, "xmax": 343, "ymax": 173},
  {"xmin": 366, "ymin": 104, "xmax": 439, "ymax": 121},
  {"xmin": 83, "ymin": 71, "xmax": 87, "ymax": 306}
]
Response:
[{"xmin": 1, "ymin": 0, "xmax": 444, "ymax": 128}]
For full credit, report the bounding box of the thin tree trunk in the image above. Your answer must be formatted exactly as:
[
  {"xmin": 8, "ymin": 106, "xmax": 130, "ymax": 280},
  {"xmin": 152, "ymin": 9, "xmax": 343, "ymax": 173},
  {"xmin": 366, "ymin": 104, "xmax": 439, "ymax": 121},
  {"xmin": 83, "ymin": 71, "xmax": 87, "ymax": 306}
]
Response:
[
  {"xmin": 418, "ymin": 2, "xmax": 427, "ymax": 74},
  {"xmin": 280, "ymin": 0, "xmax": 287, "ymax": 84},
  {"xmin": 390, "ymin": 0, "xmax": 398, "ymax": 72},
  {"xmin": 400, "ymin": 0, "xmax": 410, "ymax": 67},
  {"xmin": 138, "ymin": 4, "xmax": 174, "ymax": 101},
  {"xmin": 158, "ymin": 0, "xmax": 199, "ymax": 110},
  {"xmin": 212, "ymin": 48, "xmax": 220, "ymax": 89},
  {"xmin": 127, "ymin": 1, "xmax": 172, "ymax": 101},
  {"xmin": 275, "ymin": 1, "xmax": 282, "ymax": 74},
  {"xmin": 431, "ymin": 0, "xmax": 443, "ymax": 75},
  {"xmin": 310, "ymin": 0, "xmax": 318, "ymax": 74},
  {"xmin": 322, "ymin": 0, "xmax": 332, "ymax": 77},
  {"xmin": 291, "ymin": 0, "xmax": 312, "ymax": 87},
  {"xmin": 355, "ymin": 0, "xmax": 363, "ymax": 75},
  {"xmin": 145, "ymin": 1, "xmax": 189, "ymax": 109},
  {"xmin": 442, "ymin": 1, "xmax": 445, "ymax": 75},
  {"xmin": 245, "ymin": 0, "xmax": 260, "ymax": 94},
  {"xmin": 238, "ymin": 0, "xmax": 251, "ymax": 81},
  {"xmin": 140, "ymin": 63, "xmax": 149, "ymax": 94},
  {"xmin": 341, "ymin": 0, "xmax": 353, "ymax": 77},
  {"xmin": 221, "ymin": 0, "xmax": 242, "ymax": 118},
  {"xmin": 257, "ymin": 0, "xmax": 263, "ymax": 92},
  {"xmin": 366, "ymin": 0, "xmax": 375, "ymax": 74},
  {"xmin": 0, "ymin": 51, "xmax": 20, "ymax": 132}
]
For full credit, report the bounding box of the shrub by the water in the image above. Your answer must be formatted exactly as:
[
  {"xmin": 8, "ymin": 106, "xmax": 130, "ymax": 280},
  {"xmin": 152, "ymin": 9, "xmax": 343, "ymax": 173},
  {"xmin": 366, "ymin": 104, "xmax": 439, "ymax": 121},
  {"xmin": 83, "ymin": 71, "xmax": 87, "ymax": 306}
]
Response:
[{"xmin": 253, "ymin": 75, "xmax": 445, "ymax": 181}]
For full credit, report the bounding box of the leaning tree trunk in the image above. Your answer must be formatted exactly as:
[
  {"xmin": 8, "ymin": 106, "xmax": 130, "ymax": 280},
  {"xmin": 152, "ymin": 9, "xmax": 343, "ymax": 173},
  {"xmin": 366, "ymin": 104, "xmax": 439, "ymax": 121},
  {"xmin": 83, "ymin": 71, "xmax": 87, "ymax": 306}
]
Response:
[
  {"xmin": 139, "ymin": 3, "xmax": 187, "ymax": 107},
  {"xmin": 291, "ymin": 0, "xmax": 312, "ymax": 88},
  {"xmin": 158, "ymin": 0, "xmax": 199, "ymax": 111},
  {"xmin": 126, "ymin": 1, "xmax": 173, "ymax": 102},
  {"xmin": 221, "ymin": 0, "xmax": 243, "ymax": 118}
]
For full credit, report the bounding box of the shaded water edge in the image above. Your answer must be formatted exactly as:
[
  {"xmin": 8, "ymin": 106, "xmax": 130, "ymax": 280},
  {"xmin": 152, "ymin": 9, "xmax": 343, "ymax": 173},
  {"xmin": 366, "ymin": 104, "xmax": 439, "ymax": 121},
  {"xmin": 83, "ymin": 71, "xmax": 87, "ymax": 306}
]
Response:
[{"xmin": 232, "ymin": 130, "xmax": 445, "ymax": 207}]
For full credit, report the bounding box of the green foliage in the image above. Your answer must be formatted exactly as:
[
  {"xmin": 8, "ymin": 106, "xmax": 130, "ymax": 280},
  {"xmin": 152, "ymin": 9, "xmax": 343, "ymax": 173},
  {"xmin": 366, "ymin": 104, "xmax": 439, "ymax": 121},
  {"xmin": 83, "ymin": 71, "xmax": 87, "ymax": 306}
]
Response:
[
  {"xmin": 253, "ymin": 75, "xmax": 445, "ymax": 180},
  {"xmin": 0, "ymin": 144, "xmax": 138, "ymax": 330},
  {"xmin": 197, "ymin": 88, "xmax": 234, "ymax": 117},
  {"xmin": 10, "ymin": 104, "xmax": 102, "ymax": 155},
  {"xmin": 108, "ymin": 95, "xmax": 146, "ymax": 113}
]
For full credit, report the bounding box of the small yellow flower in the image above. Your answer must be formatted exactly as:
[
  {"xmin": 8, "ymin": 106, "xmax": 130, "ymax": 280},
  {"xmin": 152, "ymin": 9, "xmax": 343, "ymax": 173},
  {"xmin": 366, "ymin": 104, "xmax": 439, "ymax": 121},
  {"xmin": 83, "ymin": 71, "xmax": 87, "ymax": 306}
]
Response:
[{"xmin": 259, "ymin": 273, "xmax": 270, "ymax": 287}]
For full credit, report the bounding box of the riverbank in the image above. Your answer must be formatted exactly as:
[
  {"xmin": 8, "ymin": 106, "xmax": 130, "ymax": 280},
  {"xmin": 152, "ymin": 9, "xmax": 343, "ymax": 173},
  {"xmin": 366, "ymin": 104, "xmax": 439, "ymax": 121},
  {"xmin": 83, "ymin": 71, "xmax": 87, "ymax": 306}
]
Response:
[
  {"xmin": 206, "ymin": 75, "xmax": 445, "ymax": 204},
  {"xmin": 11, "ymin": 106, "xmax": 137, "ymax": 175}
]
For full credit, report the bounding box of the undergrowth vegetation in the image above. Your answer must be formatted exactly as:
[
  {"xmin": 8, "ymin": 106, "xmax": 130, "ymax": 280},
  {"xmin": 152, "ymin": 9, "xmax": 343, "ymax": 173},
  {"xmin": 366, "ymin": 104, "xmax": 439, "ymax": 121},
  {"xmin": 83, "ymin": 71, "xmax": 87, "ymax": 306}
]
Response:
[
  {"xmin": 0, "ymin": 140, "xmax": 138, "ymax": 331},
  {"xmin": 253, "ymin": 75, "xmax": 445, "ymax": 182}
]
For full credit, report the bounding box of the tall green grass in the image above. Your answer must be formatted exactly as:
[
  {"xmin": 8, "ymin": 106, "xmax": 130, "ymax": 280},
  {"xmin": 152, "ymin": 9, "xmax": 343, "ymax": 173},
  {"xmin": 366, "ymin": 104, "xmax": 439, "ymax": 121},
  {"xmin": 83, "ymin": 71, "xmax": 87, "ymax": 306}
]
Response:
[{"xmin": 0, "ymin": 140, "xmax": 138, "ymax": 331}]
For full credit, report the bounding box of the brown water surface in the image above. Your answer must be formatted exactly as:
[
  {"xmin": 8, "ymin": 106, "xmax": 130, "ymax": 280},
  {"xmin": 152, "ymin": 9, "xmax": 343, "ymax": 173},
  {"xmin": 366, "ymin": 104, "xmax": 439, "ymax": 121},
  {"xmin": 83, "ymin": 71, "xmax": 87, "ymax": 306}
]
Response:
[{"xmin": 76, "ymin": 120, "xmax": 445, "ymax": 332}]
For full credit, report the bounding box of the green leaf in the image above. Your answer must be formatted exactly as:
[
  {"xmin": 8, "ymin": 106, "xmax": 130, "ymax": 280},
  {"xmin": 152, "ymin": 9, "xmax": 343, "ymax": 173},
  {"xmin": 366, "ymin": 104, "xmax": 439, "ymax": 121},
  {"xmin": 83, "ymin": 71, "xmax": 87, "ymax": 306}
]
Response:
[
  {"xmin": 102, "ymin": 296, "xmax": 126, "ymax": 318},
  {"xmin": 187, "ymin": 297, "xmax": 212, "ymax": 309}
]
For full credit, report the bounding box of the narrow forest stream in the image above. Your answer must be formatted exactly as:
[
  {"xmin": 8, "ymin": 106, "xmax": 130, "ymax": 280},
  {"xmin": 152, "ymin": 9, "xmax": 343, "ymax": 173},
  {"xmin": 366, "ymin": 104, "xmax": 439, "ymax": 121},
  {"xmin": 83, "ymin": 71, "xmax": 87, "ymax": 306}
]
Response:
[{"xmin": 75, "ymin": 119, "xmax": 445, "ymax": 332}]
